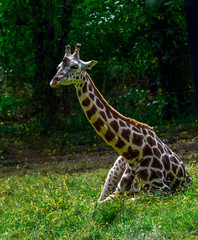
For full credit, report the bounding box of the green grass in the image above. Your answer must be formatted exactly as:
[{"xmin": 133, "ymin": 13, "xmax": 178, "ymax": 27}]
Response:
[{"xmin": 0, "ymin": 162, "xmax": 197, "ymax": 240}]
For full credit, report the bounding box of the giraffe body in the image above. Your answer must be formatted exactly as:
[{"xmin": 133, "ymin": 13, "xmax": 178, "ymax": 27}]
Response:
[{"xmin": 50, "ymin": 44, "xmax": 193, "ymax": 202}]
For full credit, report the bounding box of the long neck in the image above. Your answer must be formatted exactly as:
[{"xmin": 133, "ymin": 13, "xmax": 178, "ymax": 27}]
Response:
[{"xmin": 75, "ymin": 73, "xmax": 153, "ymax": 164}]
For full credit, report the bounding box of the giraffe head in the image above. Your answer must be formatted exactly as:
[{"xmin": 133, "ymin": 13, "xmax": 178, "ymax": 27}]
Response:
[{"xmin": 50, "ymin": 44, "xmax": 97, "ymax": 88}]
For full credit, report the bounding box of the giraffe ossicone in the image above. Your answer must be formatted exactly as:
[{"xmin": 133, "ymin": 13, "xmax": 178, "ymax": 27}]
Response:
[{"xmin": 50, "ymin": 44, "xmax": 193, "ymax": 203}]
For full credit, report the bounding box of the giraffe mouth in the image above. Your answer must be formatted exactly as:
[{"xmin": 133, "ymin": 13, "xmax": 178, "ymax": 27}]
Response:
[{"xmin": 50, "ymin": 79, "xmax": 62, "ymax": 88}]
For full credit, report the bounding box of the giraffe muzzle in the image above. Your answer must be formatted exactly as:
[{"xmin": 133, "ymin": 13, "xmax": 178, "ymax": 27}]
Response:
[{"xmin": 50, "ymin": 77, "xmax": 62, "ymax": 88}]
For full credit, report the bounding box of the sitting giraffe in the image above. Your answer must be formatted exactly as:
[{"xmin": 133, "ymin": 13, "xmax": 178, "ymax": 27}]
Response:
[{"xmin": 50, "ymin": 44, "xmax": 193, "ymax": 202}]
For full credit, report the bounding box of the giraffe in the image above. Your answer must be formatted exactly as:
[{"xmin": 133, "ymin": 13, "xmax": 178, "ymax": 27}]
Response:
[{"xmin": 50, "ymin": 44, "xmax": 193, "ymax": 202}]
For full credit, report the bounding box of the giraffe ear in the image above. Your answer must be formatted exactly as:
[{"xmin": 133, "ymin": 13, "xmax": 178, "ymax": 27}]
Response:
[{"xmin": 82, "ymin": 60, "xmax": 97, "ymax": 70}]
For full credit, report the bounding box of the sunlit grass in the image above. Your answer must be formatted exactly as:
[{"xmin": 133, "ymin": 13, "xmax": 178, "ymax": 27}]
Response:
[{"xmin": 0, "ymin": 162, "xmax": 197, "ymax": 239}]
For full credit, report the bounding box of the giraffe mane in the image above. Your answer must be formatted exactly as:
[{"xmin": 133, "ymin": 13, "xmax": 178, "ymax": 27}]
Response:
[{"xmin": 86, "ymin": 73, "xmax": 154, "ymax": 131}]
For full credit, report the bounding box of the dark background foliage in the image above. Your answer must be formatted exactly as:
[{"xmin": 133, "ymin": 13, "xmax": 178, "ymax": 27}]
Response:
[{"xmin": 0, "ymin": 0, "xmax": 197, "ymax": 137}]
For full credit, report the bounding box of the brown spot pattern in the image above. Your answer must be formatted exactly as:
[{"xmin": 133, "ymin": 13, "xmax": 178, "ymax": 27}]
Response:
[
  {"xmin": 82, "ymin": 98, "xmax": 91, "ymax": 107},
  {"xmin": 132, "ymin": 132, "xmax": 143, "ymax": 146},
  {"xmin": 122, "ymin": 146, "xmax": 139, "ymax": 160},
  {"xmin": 147, "ymin": 136, "xmax": 156, "ymax": 147},
  {"xmin": 89, "ymin": 84, "xmax": 93, "ymax": 92},
  {"xmin": 96, "ymin": 98, "xmax": 104, "ymax": 109},
  {"xmin": 126, "ymin": 122, "xmax": 131, "ymax": 128},
  {"xmin": 86, "ymin": 105, "xmax": 97, "ymax": 119},
  {"xmin": 120, "ymin": 177, "xmax": 131, "ymax": 190},
  {"xmin": 106, "ymin": 109, "xmax": 112, "ymax": 119},
  {"xmin": 137, "ymin": 169, "xmax": 149, "ymax": 181},
  {"xmin": 162, "ymin": 155, "xmax": 170, "ymax": 171},
  {"xmin": 148, "ymin": 129, "xmax": 155, "ymax": 138},
  {"xmin": 151, "ymin": 157, "xmax": 163, "ymax": 169},
  {"xmin": 83, "ymin": 82, "xmax": 87, "ymax": 93},
  {"xmin": 153, "ymin": 147, "xmax": 161, "ymax": 158},
  {"xmin": 113, "ymin": 115, "xmax": 118, "ymax": 120},
  {"xmin": 100, "ymin": 111, "xmax": 107, "ymax": 121},
  {"xmin": 172, "ymin": 163, "xmax": 177, "ymax": 175},
  {"xmin": 105, "ymin": 127, "xmax": 115, "ymax": 142},
  {"xmin": 157, "ymin": 142, "xmax": 164, "ymax": 153},
  {"xmin": 150, "ymin": 170, "xmax": 163, "ymax": 181},
  {"xmin": 165, "ymin": 146, "xmax": 172, "ymax": 155},
  {"xmin": 110, "ymin": 120, "xmax": 119, "ymax": 133},
  {"xmin": 121, "ymin": 129, "xmax": 131, "ymax": 142},
  {"xmin": 155, "ymin": 135, "xmax": 161, "ymax": 143},
  {"xmin": 170, "ymin": 156, "xmax": 179, "ymax": 165},
  {"xmin": 142, "ymin": 128, "xmax": 148, "ymax": 136},
  {"xmin": 132, "ymin": 126, "xmax": 141, "ymax": 133},
  {"xmin": 78, "ymin": 90, "xmax": 81, "ymax": 97},
  {"xmin": 143, "ymin": 145, "xmax": 152, "ymax": 156},
  {"xmin": 89, "ymin": 93, "xmax": 95, "ymax": 100},
  {"xmin": 93, "ymin": 118, "xmax": 104, "ymax": 132},
  {"xmin": 140, "ymin": 158, "xmax": 150, "ymax": 167},
  {"xmin": 174, "ymin": 154, "xmax": 181, "ymax": 163},
  {"xmin": 115, "ymin": 137, "xmax": 125, "ymax": 149},
  {"xmin": 119, "ymin": 120, "xmax": 126, "ymax": 127}
]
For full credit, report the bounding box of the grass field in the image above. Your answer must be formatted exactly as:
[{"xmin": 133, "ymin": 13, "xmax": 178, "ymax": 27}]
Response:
[
  {"xmin": 1, "ymin": 121, "xmax": 198, "ymax": 239},
  {"xmin": 0, "ymin": 161, "xmax": 197, "ymax": 239}
]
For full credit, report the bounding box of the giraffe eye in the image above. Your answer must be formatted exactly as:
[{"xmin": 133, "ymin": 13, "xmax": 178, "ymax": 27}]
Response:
[{"xmin": 71, "ymin": 65, "xmax": 79, "ymax": 70}]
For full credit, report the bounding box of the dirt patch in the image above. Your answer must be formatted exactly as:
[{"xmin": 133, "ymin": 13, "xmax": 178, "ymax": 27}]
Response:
[{"xmin": 0, "ymin": 126, "xmax": 197, "ymax": 177}]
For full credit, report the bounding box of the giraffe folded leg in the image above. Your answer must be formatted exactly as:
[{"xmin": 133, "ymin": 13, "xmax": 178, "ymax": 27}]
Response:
[
  {"xmin": 99, "ymin": 168, "xmax": 171, "ymax": 203},
  {"xmin": 98, "ymin": 162, "xmax": 135, "ymax": 203},
  {"xmin": 98, "ymin": 156, "xmax": 127, "ymax": 202}
]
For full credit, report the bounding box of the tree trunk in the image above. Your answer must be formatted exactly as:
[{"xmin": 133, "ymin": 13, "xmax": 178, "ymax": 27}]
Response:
[
  {"xmin": 29, "ymin": 0, "xmax": 75, "ymax": 131},
  {"xmin": 185, "ymin": 0, "xmax": 198, "ymax": 110}
]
